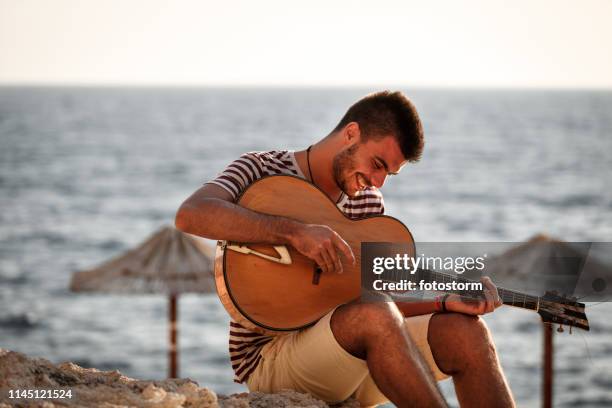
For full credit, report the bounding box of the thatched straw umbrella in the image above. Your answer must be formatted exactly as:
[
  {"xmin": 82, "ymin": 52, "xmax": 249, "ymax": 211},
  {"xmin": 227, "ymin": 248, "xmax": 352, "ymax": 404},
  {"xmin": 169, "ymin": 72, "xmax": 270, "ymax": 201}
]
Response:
[
  {"xmin": 486, "ymin": 234, "xmax": 609, "ymax": 408},
  {"xmin": 70, "ymin": 225, "xmax": 216, "ymax": 378}
]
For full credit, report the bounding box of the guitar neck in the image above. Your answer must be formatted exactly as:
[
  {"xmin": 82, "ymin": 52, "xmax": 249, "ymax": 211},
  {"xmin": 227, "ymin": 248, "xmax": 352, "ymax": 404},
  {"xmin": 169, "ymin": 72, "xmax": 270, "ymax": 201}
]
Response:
[{"xmin": 416, "ymin": 268, "xmax": 539, "ymax": 311}]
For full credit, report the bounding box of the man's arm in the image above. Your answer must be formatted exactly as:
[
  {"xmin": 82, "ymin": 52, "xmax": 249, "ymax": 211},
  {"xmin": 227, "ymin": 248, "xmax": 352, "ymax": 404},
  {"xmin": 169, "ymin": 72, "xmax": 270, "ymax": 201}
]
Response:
[
  {"xmin": 175, "ymin": 184, "xmax": 355, "ymax": 274},
  {"xmin": 175, "ymin": 184, "xmax": 300, "ymax": 244},
  {"xmin": 396, "ymin": 277, "xmax": 503, "ymax": 317}
]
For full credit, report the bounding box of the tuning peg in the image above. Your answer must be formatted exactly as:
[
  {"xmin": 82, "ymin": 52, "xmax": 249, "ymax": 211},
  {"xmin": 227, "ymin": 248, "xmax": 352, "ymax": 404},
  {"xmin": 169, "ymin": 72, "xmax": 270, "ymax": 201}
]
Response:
[{"xmin": 557, "ymin": 325, "xmax": 564, "ymax": 333}]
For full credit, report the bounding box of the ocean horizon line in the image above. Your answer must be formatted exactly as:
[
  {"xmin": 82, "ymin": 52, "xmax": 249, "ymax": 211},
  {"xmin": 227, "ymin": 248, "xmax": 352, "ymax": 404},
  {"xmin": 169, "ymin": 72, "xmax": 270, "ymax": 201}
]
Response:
[{"xmin": 1, "ymin": 82, "xmax": 612, "ymax": 93}]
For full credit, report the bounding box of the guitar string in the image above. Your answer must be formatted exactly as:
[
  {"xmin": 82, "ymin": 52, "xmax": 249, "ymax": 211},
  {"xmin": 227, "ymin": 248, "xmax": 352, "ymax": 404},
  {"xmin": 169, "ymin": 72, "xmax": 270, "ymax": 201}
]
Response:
[
  {"xmin": 388, "ymin": 267, "xmax": 540, "ymax": 309},
  {"xmin": 397, "ymin": 269, "xmax": 587, "ymax": 326},
  {"xmin": 387, "ymin": 266, "xmax": 588, "ymax": 327}
]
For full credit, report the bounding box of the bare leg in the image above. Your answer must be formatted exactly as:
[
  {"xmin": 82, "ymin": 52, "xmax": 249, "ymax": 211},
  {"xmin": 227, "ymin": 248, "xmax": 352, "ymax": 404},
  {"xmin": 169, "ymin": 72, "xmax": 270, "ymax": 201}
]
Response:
[
  {"xmin": 331, "ymin": 301, "xmax": 447, "ymax": 407},
  {"xmin": 428, "ymin": 313, "xmax": 515, "ymax": 408}
]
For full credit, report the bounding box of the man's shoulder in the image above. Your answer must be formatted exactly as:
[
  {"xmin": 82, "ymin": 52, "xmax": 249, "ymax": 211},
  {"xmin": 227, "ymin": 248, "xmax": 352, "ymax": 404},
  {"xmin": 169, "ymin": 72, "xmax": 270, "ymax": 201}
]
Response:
[
  {"xmin": 207, "ymin": 149, "xmax": 299, "ymax": 201},
  {"xmin": 234, "ymin": 150, "xmax": 301, "ymax": 177},
  {"xmin": 239, "ymin": 150, "xmax": 291, "ymax": 162}
]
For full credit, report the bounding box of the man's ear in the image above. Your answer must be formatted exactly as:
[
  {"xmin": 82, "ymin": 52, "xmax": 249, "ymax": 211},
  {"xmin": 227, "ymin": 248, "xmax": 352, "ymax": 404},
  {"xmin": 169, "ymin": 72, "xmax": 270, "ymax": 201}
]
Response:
[{"xmin": 344, "ymin": 122, "xmax": 361, "ymax": 144}]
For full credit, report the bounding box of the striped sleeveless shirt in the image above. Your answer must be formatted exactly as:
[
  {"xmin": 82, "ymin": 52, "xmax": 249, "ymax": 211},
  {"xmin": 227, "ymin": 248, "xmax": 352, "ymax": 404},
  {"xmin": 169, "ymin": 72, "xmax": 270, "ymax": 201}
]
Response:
[{"xmin": 206, "ymin": 150, "xmax": 385, "ymax": 383}]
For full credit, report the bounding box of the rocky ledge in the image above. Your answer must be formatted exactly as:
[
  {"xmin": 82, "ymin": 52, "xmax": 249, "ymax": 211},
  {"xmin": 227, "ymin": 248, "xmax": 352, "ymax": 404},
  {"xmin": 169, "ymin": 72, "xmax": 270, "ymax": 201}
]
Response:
[{"xmin": 0, "ymin": 349, "xmax": 358, "ymax": 408}]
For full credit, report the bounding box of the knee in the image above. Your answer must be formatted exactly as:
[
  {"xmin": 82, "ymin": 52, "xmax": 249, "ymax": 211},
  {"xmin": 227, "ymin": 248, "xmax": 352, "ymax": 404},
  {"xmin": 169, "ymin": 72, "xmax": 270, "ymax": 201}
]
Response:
[
  {"xmin": 455, "ymin": 313, "xmax": 491, "ymax": 341},
  {"xmin": 331, "ymin": 301, "xmax": 405, "ymax": 360},
  {"xmin": 432, "ymin": 313, "xmax": 495, "ymax": 355},
  {"xmin": 333, "ymin": 302, "xmax": 404, "ymax": 342},
  {"xmin": 454, "ymin": 313, "xmax": 489, "ymax": 336},
  {"xmin": 429, "ymin": 313, "xmax": 497, "ymax": 375},
  {"xmin": 357, "ymin": 302, "xmax": 404, "ymax": 331}
]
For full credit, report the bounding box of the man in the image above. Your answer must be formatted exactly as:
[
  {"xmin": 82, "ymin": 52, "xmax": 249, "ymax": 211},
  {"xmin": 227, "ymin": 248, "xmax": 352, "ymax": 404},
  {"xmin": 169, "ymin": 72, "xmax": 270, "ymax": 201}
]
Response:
[{"xmin": 175, "ymin": 91, "xmax": 515, "ymax": 407}]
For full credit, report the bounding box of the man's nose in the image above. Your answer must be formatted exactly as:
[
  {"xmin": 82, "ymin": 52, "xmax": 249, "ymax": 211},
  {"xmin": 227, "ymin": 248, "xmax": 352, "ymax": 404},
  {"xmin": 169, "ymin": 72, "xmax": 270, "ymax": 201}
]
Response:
[{"xmin": 371, "ymin": 171, "xmax": 387, "ymax": 188}]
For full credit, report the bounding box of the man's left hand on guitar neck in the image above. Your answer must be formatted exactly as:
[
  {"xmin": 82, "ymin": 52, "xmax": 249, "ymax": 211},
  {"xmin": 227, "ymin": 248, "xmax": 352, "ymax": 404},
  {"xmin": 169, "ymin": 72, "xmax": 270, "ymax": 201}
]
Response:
[
  {"xmin": 398, "ymin": 276, "xmax": 503, "ymax": 317},
  {"xmin": 443, "ymin": 276, "xmax": 503, "ymax": 315}
]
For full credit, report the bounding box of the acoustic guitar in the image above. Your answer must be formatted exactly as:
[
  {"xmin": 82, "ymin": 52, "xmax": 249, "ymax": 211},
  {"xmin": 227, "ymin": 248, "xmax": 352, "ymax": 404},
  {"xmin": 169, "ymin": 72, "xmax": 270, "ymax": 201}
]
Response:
[{"xmin": 214, "ymin": 175, "xmax": 589, "ymax": 335}]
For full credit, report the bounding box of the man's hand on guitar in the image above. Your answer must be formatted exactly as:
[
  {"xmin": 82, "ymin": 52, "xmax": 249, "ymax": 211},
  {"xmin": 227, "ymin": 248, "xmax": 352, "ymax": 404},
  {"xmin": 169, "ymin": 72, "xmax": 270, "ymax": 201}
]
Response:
[
  {"xmin": 290, "ymin": 224, "xmax": 356, "ymax": 275},
  {"xmin": 445, "ymin": 276, "xmax": 503, "ymax": 315}
]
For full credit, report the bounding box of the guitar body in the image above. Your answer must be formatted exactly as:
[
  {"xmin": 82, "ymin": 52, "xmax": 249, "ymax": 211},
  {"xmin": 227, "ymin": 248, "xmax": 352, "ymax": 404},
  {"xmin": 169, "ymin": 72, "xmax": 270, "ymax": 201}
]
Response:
[{"xmin": 215, "ymin": 175, "xmax": 415, "ymax": 335}]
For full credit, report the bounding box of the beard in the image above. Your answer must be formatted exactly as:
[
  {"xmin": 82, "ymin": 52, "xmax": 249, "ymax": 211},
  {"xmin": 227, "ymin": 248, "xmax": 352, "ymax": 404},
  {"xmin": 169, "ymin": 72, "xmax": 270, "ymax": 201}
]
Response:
[{"xmin": 332, "ymin": 143, "xmax": 360, "ymax": 196}]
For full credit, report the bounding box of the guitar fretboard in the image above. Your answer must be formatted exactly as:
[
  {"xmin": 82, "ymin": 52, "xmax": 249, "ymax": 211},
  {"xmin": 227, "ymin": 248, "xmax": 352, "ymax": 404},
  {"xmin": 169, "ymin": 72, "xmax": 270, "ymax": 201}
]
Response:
[{"xmin": 412, "ymin": 268, "xmax": 540, "ymax": 311}]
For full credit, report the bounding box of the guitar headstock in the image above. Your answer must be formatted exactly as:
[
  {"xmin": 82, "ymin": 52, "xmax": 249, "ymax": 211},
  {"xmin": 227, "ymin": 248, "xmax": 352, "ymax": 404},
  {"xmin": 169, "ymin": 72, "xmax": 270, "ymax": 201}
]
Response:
[{"xmin": 537, "ymin": 291, "xmax": 589, "ymax": 332}]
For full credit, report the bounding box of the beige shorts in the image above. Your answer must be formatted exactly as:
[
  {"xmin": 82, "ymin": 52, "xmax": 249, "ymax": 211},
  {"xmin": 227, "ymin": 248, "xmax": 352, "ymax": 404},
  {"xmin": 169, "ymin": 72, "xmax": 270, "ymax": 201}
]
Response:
[{"xmin": 246, "ymin": 308, "xmax": 449, "ymax": 407}]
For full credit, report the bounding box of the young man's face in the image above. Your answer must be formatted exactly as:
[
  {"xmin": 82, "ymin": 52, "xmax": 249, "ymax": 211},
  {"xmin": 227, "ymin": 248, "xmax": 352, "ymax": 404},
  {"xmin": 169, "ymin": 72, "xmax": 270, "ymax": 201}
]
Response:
[{"xmin": 332, "ymin": 135, "xmax": 407, "ymax": 197}]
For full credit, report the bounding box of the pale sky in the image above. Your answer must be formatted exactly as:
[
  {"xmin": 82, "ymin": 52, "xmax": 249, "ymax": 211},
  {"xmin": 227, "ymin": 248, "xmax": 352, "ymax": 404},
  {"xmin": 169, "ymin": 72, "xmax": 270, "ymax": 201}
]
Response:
[{"xmin": 1, "ymin": 0, "xmax": 611, "ymax": 88}]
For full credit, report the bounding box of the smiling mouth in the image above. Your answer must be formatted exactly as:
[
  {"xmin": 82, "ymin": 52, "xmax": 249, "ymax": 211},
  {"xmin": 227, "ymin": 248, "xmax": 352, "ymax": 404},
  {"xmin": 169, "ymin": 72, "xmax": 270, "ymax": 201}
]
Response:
[{"xmin": 356, "ymin": 173, "xmax": 368, "ymax": 190}]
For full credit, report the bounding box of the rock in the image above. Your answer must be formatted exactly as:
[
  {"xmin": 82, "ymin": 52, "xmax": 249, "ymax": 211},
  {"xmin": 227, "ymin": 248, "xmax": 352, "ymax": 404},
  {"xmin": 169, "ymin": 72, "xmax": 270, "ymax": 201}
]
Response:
[
  {"xmin": 0, "ymin": 350, "xmax": 358, "ymax": 407},
  {"xmin": 218, "ymin": 390, "xmax": 359, "ymax": 408}
]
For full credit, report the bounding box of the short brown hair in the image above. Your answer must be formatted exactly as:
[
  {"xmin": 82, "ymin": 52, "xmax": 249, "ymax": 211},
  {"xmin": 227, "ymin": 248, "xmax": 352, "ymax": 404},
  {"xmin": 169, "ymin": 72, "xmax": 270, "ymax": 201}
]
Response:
[{"xmin": 333, "ymin": 91, "xmax": 424, "ymax": 162}]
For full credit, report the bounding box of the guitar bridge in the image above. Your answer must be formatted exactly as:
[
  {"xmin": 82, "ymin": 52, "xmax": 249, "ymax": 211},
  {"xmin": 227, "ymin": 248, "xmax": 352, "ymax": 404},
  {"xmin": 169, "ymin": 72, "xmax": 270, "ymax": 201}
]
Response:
[{"xmin": 312, "ymin": 266, "xmax": 322, "ymax": 285}]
